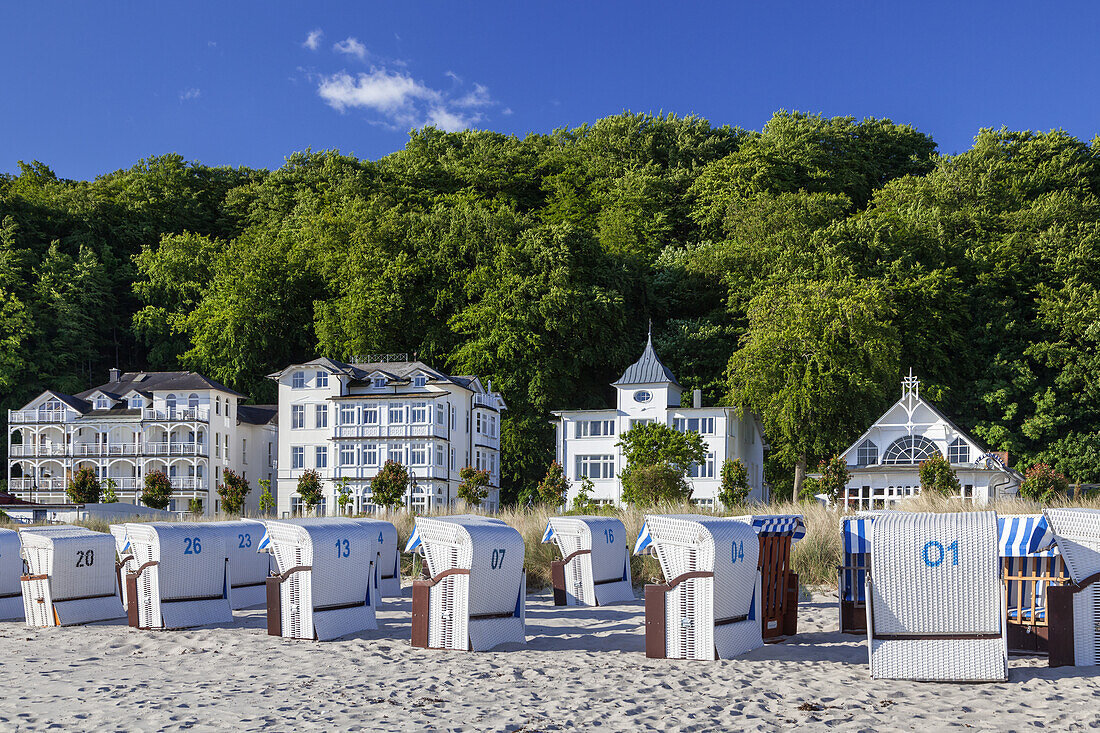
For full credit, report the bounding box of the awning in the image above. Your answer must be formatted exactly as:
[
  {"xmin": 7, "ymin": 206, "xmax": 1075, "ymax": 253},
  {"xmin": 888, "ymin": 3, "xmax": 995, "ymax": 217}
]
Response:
[
  {"xmin": 632, "ymin": 521, "xmax": 653, "ymax": 556},
  {"xmin": 842, "ymin": 517, "xmax": 873, "ymax": 556},
  {"xmin": 738, "ymin": 514, "xmax": 806, "ymax": 545},
  {"xmin": 999, "ymin": 515, "xmax": 1057, "ymax": 558},
  {"xmin": 256, "ymin": 530, "xmax": 271, "ymax": 552}
]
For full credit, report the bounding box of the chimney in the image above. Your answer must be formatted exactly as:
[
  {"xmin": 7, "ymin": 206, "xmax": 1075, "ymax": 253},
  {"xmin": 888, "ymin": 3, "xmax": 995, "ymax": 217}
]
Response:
[
  {"xmin": 693, "ymin": 389, "xmax": 702, "ymax": 409},
  {"xmin": 109, "ymin": 368, "xmax": 121, "ymax": 383}
]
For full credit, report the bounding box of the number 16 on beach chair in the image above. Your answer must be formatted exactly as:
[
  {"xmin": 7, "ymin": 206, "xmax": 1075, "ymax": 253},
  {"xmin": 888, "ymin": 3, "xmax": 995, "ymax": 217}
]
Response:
[
  {"xmin": 0, "ymin": 528, "xmax": 25, "ymax": 620},
  {"xmin": 1042, "ymin": 508, "xmax": 1100, "ymax": 667},
  {"xmin": 407, "ymin": 516, "xmax": 526, "ymax": 651},
  {"xmin": 19, "ymin": 526, "xmax": 125, "ymax": 627},
  {"xmin": 542, "ymin": 516, "xmax": 634, "ymax": 607},
  {"xmin": 866, "ymin": 511, "xmax": 1007, "ymax": 681},
  {"xmin": 635, "ymin": 515, "xmax": 763, "ymax": 660}
]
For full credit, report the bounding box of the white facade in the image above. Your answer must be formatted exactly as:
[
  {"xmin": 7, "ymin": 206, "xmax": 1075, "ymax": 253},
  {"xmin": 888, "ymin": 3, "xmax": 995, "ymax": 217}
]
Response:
[
  {"xmin": 837, "ymin": 371, "xmax": 1023, "ymax": 509},
  {"xmin": 270, "ymin": 357, "xmax": 506, "ymax": 517},
  {"xmin": 6, "ymin": 370, "xmax": 277, "ymax": 515},
  {"xmin": 552, "ymin": 336, "xmax": 767, "ymax": 508}
]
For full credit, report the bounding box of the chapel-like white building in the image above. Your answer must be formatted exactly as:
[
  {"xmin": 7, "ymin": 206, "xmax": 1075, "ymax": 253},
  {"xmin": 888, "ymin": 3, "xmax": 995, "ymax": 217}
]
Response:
[
  {"xmin": 837, "ymin": 371, "xmax": 1022, "ymax": 508},
  {"xmin": 551, "ymin": 335, "xmax": 768, "ymax": 507}
]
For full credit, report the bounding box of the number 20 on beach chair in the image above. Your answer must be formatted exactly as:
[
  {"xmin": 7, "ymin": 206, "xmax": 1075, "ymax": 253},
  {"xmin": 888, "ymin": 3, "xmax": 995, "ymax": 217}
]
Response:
[
  {"xmin": 542, "ymin": 516, "xmax": 634, "ymax": 607},
  {"xmin": 19, "ymin": 526, "xmax": 125, "ymax": 627}
]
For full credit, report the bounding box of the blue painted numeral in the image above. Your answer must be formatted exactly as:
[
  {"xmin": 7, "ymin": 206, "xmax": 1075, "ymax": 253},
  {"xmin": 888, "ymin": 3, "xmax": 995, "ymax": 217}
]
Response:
[
  {"xmin": 238, "ymin": 533, "xmax": 251, "ymax": 549},
  {"xmin": 184, "ymin": 537, "xmax": 202, "ymax": 555},
  {"xmin": 732, "ymin": 540, "xmax": 744, "ymax": 563},
  {"xmin": 922, "ymin": 540, "xmax": 958, "ymax": 567},
  {"xmin": 336, "ymin": 538, "xmax": 350, "ymax": 557},
  {"xmin": 604, "ymin": 528, "xmax": 614, "ymax": 544}
]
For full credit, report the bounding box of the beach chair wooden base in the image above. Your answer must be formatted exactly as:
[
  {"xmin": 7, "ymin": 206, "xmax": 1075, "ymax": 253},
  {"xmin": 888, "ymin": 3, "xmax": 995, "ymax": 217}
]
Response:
[
  {"xmin": 550, "ymin": 560, "xmax": 568, "ymax": 606},
  {"xmin": 758, "ymin": 535, "xmax": 798, "ymax": 642},
  {"xmin": 1047, "ymin": 573, "xmax": 1100, "ymax": 667},
  {"xmin": 1007, "ymin": 623, "xmax": 1049, "ymax": 654},
  {"xmin": 839, "ymin": 599, "xmax": 867, "ymax": 635}
]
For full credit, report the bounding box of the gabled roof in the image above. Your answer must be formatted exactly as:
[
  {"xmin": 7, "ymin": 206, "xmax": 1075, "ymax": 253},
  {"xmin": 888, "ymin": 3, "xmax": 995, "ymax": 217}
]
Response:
[
  {"xmin": 48, "ymin": 391, "xmax": 92, "ymax": 413},
  {"xmin": 77, "ymin": 371, "xmax": 244, "ymax": 399},
  {"xmin": 612, "ymin": 334, "xmax": 681, "ymax": 388},
  {"xmin": 237, "ymin": 404, "xmax": 278, "ymax": 426}
]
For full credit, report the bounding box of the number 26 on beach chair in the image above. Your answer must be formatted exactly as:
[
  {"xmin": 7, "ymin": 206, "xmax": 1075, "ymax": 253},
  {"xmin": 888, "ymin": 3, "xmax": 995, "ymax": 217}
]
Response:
[
  {"xmin": 636, "ymin": 515, "xmax": 763, "ymax": 660},
  {"xmin": 19, "ymin": 526, "xmax": 125, "ymax": 627},
  {"xmin": 542, "ymin": 516, "xmax": 634, "ymax": 607},
  {"xmin": 1042, "ymin": 508, "xmax": 1100, "ymax": 667}
]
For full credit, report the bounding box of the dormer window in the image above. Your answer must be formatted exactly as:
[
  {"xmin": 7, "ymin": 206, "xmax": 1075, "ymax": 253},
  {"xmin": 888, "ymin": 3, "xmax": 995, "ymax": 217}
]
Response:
[
  {"xmin": 292, "ymin": 371, "xmax": 305, "ymax": 389},
  {"xmin": 316, "ymin": 370, "xmax": 328, "ymax": 388},
  {"xmin": 413, "ymin": 375, "xmax": 427, "ymax": 388},
  {"xmin": 95, "ymin": 396, "xmax": 109, "ymax": 409},
  {"xmin": 373, "ymin": 377, "xmax": 387, "ymax": 388},
  {"xmin": 130, "ymin": 396, "xmax": 143, "ymax": 409},
  {"xmin": 857, "ymin": 440, "xmax": 878, "ymax": 466}
]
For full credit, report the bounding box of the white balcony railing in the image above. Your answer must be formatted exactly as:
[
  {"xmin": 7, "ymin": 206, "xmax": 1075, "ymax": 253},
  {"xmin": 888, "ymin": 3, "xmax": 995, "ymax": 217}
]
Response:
[
  {"xmin": 8, "ymin": 409, "xmax": 67, "ymax": 424},
  {"xmin": 473, "ymin": 393, "xmax": 496, "ymax": 408},
  {"xmin": 9, "ymin": 478, "xmax": 66, "ymax": 491},
  {"xmin": 143, "ymin": 407, "xmax": 209, "ymax": 422},
  {"xmin": 9, "ymin": 444, "xmax": 67, "ymax": 457},
  {"xmin": 142, "ymin": 442, "xmax": 204, "ymax": 456},
  {"xmin": 333, "ymin": 423, "xmax": 447, "ymax": 439}
]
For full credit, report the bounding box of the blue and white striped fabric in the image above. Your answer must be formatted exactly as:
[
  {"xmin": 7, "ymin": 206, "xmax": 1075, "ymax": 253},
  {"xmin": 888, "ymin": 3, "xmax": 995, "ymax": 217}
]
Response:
[
  {"xmin": 541, "ymin": 522, "xmax": 555, "ymax": 544},
  {"xmin": 746, "ymin": 515, "xmax": 806, "ymax": 545},
  {"xmin": 998, "ymin": 515, "xmax": 1057, "ymax": 558},
  {"xmin": 256, "ymin": 530, "xmax": 271, "ymax": 552},
  {"xmin": 840, "ymin": 517, "xmax": 874, "ymax": 603},
  {"xmin": 404, "ymin": 525, "xmax": 422, "ymax": 553},
  {"xmin": 632, "ymin": 521, "xmax": 653, "ymax": 556}
]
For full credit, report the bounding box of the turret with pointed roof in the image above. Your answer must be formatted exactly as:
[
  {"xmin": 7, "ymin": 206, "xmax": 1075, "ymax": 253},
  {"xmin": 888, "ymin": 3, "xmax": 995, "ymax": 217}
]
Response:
[{"xmin": 612, "ymin": 331, "xmax": 681, "ymax": 388}]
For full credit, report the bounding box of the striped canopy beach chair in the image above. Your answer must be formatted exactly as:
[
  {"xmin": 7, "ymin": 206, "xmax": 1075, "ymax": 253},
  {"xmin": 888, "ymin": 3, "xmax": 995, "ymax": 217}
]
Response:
[
  {"xmin": 123, "ymin": 523, "xmax": 232, "ymax": 630},
  {"xmin": 19, "ymin": 526, "xmax": 125, "ymax": 627},
  {"xmin": 635, "ymin": 515, "xmax": 762, "ymax": 660},
  {"xmin": 1042, "ymin": 508, "xmax": 1100, "ymax": 667},
  {"xmin": 259, "ymin": 518, "xmax": 380, "ymax": 641},
  {"xmin": 542, "ymin": 516, "xmax": 633, "ymax": 607},
  {"xmin": 406, "ymin": 515, "xmax": 526, "ymax": 651},
  {"xmin": 0, "ymin": 528, "xmax": 23, "ymax": 620},
  {"xmin": 999, "ymin": 514, "xmax": 1066, "ymax": 654},
  {"xmin": 838, "ymin": 511, "xmax": 899, "ymax": 634},
  {"xmin": 731, "ymin": 514, "xmax": 804, "ymax": 640},
  {"xmin": 866, "ymin": 511, "xmax": 1007, "ymax": 681}
]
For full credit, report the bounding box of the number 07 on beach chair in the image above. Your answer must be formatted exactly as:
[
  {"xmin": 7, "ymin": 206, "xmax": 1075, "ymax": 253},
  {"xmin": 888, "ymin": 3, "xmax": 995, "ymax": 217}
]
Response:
[
  {"xmin": 407, "ymin": 515, "xmax": 526, "ymax": 651},
  {"xmin": 1042, "ymin": 508, "xmax": 1100, "ymax": 667},
  {"xmin": 19, "ymin": 526, "xmax": 125, "ymax": 627},
  {"xmin": 635, "ymin": 515, "xmax": 763, "ymax": 660},
  {"xmin": 866, "ymin": 511, "xmax": 1007, "ymax": 681},
  {"xmin": 542, "ymin": 516, "xmax": 634, "ymax": 607}
]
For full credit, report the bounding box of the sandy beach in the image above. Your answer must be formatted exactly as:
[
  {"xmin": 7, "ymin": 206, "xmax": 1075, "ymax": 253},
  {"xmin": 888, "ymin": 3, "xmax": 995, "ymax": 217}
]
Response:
[{"xmin": 1, "ymin": 589, "xmax": 1097, "ymax": 732}]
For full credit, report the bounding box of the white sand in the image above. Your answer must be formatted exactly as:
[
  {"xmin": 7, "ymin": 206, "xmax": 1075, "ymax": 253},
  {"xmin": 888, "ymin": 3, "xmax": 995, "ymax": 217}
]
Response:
[{"xmin": 0, "ymin": 590, "xmax": 1096, "ymax": 731}]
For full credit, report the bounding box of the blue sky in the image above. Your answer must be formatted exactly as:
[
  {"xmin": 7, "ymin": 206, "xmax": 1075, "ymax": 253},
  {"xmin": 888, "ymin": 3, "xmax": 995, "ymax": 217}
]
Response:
[{"xmin": 2, "ymin": 2, "xmax": 1098, "ymax": 180}]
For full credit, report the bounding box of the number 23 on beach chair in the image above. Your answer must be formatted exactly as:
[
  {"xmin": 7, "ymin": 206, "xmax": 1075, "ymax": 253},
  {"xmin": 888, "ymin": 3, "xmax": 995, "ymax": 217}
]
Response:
[
  {"xmin": 542, "ymin": 516, "xmax": 634, "ymax": 607},
  {"xmin": 19, "ymin": 526, "xmax": 125, "ymax": 627}
]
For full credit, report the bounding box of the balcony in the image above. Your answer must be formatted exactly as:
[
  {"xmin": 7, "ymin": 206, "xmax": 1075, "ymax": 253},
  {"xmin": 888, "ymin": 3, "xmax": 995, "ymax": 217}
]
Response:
[
  {"xmin": 333, "ymin": 423, "xmax": 448, "ymax": 439},
  {"xmin": 142, "ymin": 442, "xmax": 206, "ymax": 456},
  {"xmin": 9, "ymin": 477, "xmax": 66, "ymax": 491},
  {"xmin": 8, "ymin": 409, "xmax": 67, "ymax": 424},
  {"xmin": 143, "ymin": 407, "xmax": 209, "ymax": 422},
  {"xmin": 473, "ymin": 394, "xmax": 496, "ymax": 409},
  {"xmin": 9, "ymin": 444, "xmax": 67, "ymax": 458}
]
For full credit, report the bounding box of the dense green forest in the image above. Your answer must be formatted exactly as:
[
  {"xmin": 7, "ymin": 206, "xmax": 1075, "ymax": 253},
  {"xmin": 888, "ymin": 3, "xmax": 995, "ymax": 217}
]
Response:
[{"xmin": 3, "ymin": 111, "xmax": 1100, "ymax": 502}]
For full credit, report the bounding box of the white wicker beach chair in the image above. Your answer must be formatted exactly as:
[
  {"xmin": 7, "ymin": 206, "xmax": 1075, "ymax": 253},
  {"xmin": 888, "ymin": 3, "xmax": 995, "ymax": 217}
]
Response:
[
  {"xmin": 19, "ymin": 526, "xmax": 125, "ymax": 627},
  {"xmin": 1042, "ymin": 508, "xmax": 1100, "ymax": 667},
  {"xmin": 999, "ymin": 514, "xmax": 1065, "ymax": 655},
  {"xmin": 204, "ymin": 520, "xmax": 271, "ymax": 610},
  {"xmin": 259, "ymin": 518, "xmax": 380, "ymax": 641},
  {"xmin": 123, "ymin": 523, "xmax": 232, "ymax": 630},
  {"xmin": 407, "ymin": 515, "xmax": 526, "ymax": 651},
  {"xmin": 866, "ymin": 511, "xmax": 1007, "ymax": 681},
  {"xmin": 542, "ymin": 516, "xmax": 633, "ymax": 607},
  {"xmin": 0, "ymin": 528, "xmax": 23, "ymax": 620},
  {"xmin": 635, "ymin": 514, "xmax": 762, "ymax": 660},
  {"xmin": 731, "ymin": 514, "xmax": 804, "ymax": 640}
]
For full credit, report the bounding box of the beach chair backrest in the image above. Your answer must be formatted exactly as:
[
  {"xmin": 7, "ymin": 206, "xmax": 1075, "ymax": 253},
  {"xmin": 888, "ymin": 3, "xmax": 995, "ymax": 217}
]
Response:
[
  {"xmin": 1043, "ymin": 508, "xmax": 1100, "ymax": 585},
  {"xmin": 417, "ymin": 516, "xmax": 524, "ymax": 618},
  {"xmin": 209, "ymin": 520, "xmax": 269, "ymax": 589},
  {"xmin": 870, "ymin": 511, "xmax": 1000, "ymax": 635},
  {"xmin": 126, "ymin": 523, "xmax": 228, "ymax": 601},
  {"xmin": 0, "ymin": 528, "xmax": 22, "ymax": 597},
  {"xmin": 547, "ymin": 516, "xmax": 627, "ymax": 584},
  {"xmin": 342, "ymin": 518, "xmax": 398, "ymax": 586},
  {"xmin": 20, "ymin": 528, "xmax": 117, "ymax": 602}
]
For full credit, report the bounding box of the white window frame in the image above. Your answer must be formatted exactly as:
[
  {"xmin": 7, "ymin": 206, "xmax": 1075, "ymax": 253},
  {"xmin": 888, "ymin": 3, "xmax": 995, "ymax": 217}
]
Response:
[
  {"xmin": 316, "ymin": 370, "xmax": 328, "ymax": 388},
  {"xmin": 291, "ymin": 404, "xmax": 305, "ymax": 429},
  {"xmin": 291, "ymin": 446, "xmax": 304, "ymax": 469},
  {"xmin": 292, "ymin": 371, "xmax": 305, "ymax": 389}
]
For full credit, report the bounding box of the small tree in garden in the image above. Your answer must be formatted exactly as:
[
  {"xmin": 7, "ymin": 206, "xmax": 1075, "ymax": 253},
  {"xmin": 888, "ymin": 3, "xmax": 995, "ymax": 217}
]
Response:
[
  {"xmin": 536, "ymin": 461, "xmax": 570, "ymax": 506},
  {"xmin": 296, "ymin": 469, "xmax": 323, "ymax": 515},
  {"xmin": 816, "ymin": 455, "xmax": 851, "ymax": 502},
  {"xmin": 621, "ymin": 462, "xmax": 693, "ymax": 505},
  {"xmin": 217, "ymin": 468, "xmax": 251, "ymax": 514},
  {"xmin": 257, "ymin": 478, "xmax": 275, "ymax": 514},
  {"xmin": 370, "ymin": 460, "xmax": 408, "ymax": 510},
  {"xmin": 718, "ymin": 459, "xmax": 750, "ymax": 507},
  {"xmin": 572, "ymin": 477, "xmax": 596, "ymax": 513},
  {"xmin": 919, "ymin": 453, "xmax": 961, "ymax": 496},
  {"xmin": 101, "ymin": 477, "xmax": 119, "ymax": 503},
  {"xmin": 1019, "ymin": 463, "xmax": 1069, "ymax": 503},
  {"xmin": 188, "ymin": 498, "xmax": 204, "ymax": 516},
  {"xmin": 141, "ymin": 470, "xmax": 172, "ymax": 510},
  {"xmin": 335, "ymin": 476, "xmax": 353, "ymax": 515},
  {"xmin": 66, "ymin": 467, "xmax": 101, "ymax": 504},
  {"xmin": 458, "ymin": 466, "xmax": 491, "ymax": 507}
]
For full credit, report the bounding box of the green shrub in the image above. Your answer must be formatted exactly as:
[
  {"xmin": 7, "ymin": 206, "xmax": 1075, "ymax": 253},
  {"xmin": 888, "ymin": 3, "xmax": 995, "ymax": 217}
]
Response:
[{"xmin": 66, "ymin": 467, "xmax": 101, "ymax": 504}]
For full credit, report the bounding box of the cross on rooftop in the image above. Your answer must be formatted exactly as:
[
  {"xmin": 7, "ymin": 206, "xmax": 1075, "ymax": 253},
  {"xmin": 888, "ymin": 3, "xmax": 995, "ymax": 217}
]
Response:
[{"xmin": 902, "ymin": 368, "xmax": 920, "ymax": 400}]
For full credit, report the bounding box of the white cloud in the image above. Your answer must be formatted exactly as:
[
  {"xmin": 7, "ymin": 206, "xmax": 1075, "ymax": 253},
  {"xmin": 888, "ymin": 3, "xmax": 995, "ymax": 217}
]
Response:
[
  {"xmin": 303, "ymin": 29, "xmax": 323, "ymax": 51},
  {"xmin": 502, "ymin": 107, "xmax": 514, "ymax": 116},
  {"xmin": 426, "ymin": 107, "xmax": 476, "ymax": 133},
  {"xmin": 445, "ymin": 70, "xmax": 462, "ymax": 84},
  {"xmin": 333, "ymin": 36, "xmax": 368, "ymax": 61},
  {"xmin": 179, "ymin": 88, "xmax": 201, "ymax": 102},
  {"xmin": 454, "ymin": 83, "xmax": 492, "ymax": 108},
  {"xmin": 318, "ymin": 69, "xmax": 439, "ymax": 121}
]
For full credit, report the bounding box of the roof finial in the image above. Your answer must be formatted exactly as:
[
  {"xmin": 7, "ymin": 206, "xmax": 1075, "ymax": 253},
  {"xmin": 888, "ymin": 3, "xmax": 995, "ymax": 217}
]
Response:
[
  {"xmin": 647, "ymin": 319, "xmax": 653, "ymax": 344},
  {"xmin": 902, "ymin": 367, "xmax": 920, "ymax": 400}
]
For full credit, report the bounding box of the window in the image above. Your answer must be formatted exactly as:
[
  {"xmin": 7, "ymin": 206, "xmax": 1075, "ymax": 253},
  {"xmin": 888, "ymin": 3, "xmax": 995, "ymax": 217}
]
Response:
[
  {"xmin": 291, "ymin": 446, "xmax": 304, "ymax": 469},
  {"xmin": 167, "ymin": 394, "xmax": 177, "ymax": 411},
  {"xmin": 292, "ymin": 371, "xmax": 305, "ymax": 389},
  {"xmin": 410, "ymin": 443, "xmax": 428, "ymax": 465},
  {"xmin": 388, "ymin": 445, "xmax": 403, "ymax": 464},
  {"xmin": 215, "ymin": 396, "xmax": 221, "ymax": 415},
  {"xmin": 291, "ymin": 405, "xmax": 305, "ymax": 429},
  {"xmin": 449, "ymin": 447, "xmax": 455, "ymax": 470},
  {"xmin": 388, "ymin": 404, "xmax": 404, "ymax": 424},
  {"xmin": 475, "ymin": 412, "xmax": 483, "ymax": 434},
  {"xmin": 315, "ymin": 446, "xmax": 328, "ymax": 469},
  {"xmin": 629, "ymin": 419, "xmax": 653, "ymax": 429},
  {"xmin": 411, "ymin": 403, "xmax": 428, "ymax": 424},
  {"xmin": 339, "ymin": 404, "xmax": 355, "ymax": 425},
  {"xmin": 450, "ymin": 405, "xmax": 455, "ymax": 429},
  {"xmin": 226, "ymin": 399, "xmax": 233, "ymax": 418},
  {"xmin": 436, "ymin": 444, "xmax": 445, "ymax": 466},
  {"xmin": 363, "ymin": 406, "xmax": 378, "ymax": 424},
  {"xmin": 882, "ymin": 435, "xmax": 941, "ymax": 465},
  {"xmin": 633, "ymin": 390, "xmax": 652, "ymax": 403},
  {"xmin": 689, "ymin": 452, "xmax": 716, "ymax": 479},
  {"xmin": 315, "ymin": 404, "xmax": 328, "ymax": 429},
  {"xmin": 363, "ymin": 443, "xmax": 378, "ymax": 466},
  {"xmin": 672, "ymin": 417, "xmax": 715, "ymax": 434},
  {"xmin": 576, "ymin": 419, "xmax": 615, "ymax": 438},
  {"xmin": 373, "ymin": 376, "xmax": 387, "ymax": 388},
  {"xmin": 316, "ymin": 371, "xmax": 328, "ymax": 388},
  {"xmin": 130, "ymin": 396, "xmax": 143, "ymax": 409},
  {"xmin": 575, "ymin": 455, "xmax": 615, "ymax": 480},
  {"xmin": 413, "ymin": 375, "xmax": 427, "ymax": 388},
  {"xmin": 224, "ymin": 434, "xmax": 230, "ymax": 461},
  {"xmin": 857, "ymin": 440, "xmax": 878, "ymax": 466},
  {"xmin": 242, "ymin": 438, "xmax": 247, "ymax": 463},
  {"xmin": 340, "ymin": 445, "xmax": 355, "ymax": 466},
  {"xmin": 490, "ymin": 415, "xmax": 497, "ymax": 438},
  {"xmin": 267, "ymin": 442, "xmax": 273, "ymax": 467},
  {"xmin": 948, "ymin": 438, "xmax": 969, "ymax": 464},
  {"xmin": 215, "ymin": 432, "xmax": 221, "ymax": 458},
  {"xmin": 436, "ymin": 403, "xmax": 444, "ymax": 425}
]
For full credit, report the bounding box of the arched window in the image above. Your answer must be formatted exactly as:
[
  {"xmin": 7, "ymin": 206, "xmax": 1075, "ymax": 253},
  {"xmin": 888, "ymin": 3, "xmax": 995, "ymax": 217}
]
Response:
[
  {"xmin": 188, "ymin": 393, "xmax": 199, "ymax": 409},
  {"xmin": 948, "ymin": 438, "xmax": 969, "ymax": 464},
  {"xmin": 215, "ymin": 396, "xmax": 221, "ymax": 415},
  {"xmin": 856, "ymin": 440, "xmax": 878, "ymax": 466},
  {"xmin": 882, "ymin": 435, "xmax": 941, "ymax": 465},
  {"xmin": 166, "ymin": 394, "xmax": 177, "ymax": 411}
]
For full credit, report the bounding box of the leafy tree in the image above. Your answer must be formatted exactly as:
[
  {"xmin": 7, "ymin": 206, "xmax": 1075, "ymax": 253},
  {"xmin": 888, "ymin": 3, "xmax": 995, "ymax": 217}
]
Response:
[
  {"xmin": 141, "ymin": 470, "xmax": 172, "ymax": 510},
  {"xmin": 217, "ymin": 468, "xmax": 251, "ymax": 514},
  {"xmin": 370, "ymin": 460, "xmax": 408, "ymax": 510},
  {"xmin": 536, "ymin": 461, "xmax": 570, "ymax": 506},
  {"xmin": 718, "ymin": 458, "xmax": 750, "ymax": 507},
  {"xmin": 458, "ymin": 466, "xmax": 491, "ymax": 507},
  {"xmin": 66, "ymin": 467, "xmax": 101, "ymax": 504},
  {"xmin": 188, "ymin": 498, "xmax": 204, "ymax": 516},
  {"xmin": 816, "ymin": 456, "xmax": 851, "ymax": 502},
  {"xmin": 335, "ymin": 476, "xmax": 353, "ymax": 516},
  {"xmin": 257, "ymin": 478, "xmax": 275, "ymax": 514},
  {"xmin": 572, "ymin": 477, "xmax": 596, "ymax": 513},
  {"xmin": 296, "ymin": 469, "xmax": 323, "ymax": 514},
  {"xmin": 101, "ymin": 477, "xmax": 119, "ymax": 504},
  {"xmin": 919, "ymin": 453, "xmax": 961, "ymax": 496},
  {"xmin": 622, "ymin": 463, "xmax": 693, "ymax": 505},
  {"xmin": 616, "ymin": 422, "xmax": 707, "ymax": 476},
  {"xmin": 1019, "ymin": 463, "xmax": 1069, "ymax": 503}
]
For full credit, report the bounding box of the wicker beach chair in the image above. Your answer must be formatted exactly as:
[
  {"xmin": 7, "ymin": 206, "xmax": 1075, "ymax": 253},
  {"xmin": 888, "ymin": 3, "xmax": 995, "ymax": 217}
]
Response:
[
  {"xmin": 866, "ymin": 511, "xmax": 1007, "ymax": 681},
  {"xmin": 542, "ymin": 516, "xmax": 633, "ymax": 607},
  {"xmin": 635, "ymin": 515, "xmax": 762, "ymax": 660},
  {"xmin": 109, "ymin": 524, "xmax": 137, "ymax": 610},
  {"xmin": 999, "ymin": 514, "xmax": 1066, "ymax": 655},
  {"xmin": 837, "ymin": 511, "xmax": 901, "ymax": 634},
  {"xmin": 259, "ymin": 518, "xmax": 380, "ymax": 641},
  {"xmin": 19, "ymin": 526, "xmax": 125, "ymax": 627},
  {"xmin": 203, "ymin": 520, "xmax": 272, "ymax": 610},
  {"xmin": 1042, "ymin": 508, "xmax": 1100, "ymax": 667},
  {"xmin": 731, "ymin": 514, "xmax": 804, "ymax": 640},
  {"xmin": 123, "ymin": 523, "xmax": 232, "ymax": 630},
  {"xmin": 406, "ymin": 515, "xmax": 526, "ymax": 651},
  {"xmin": 345, "ymin": 518, "xmax": 400, "ymax": 598},
  {"xmin": 0, "ymin": 528, "xmax": 23, "ymax": 620}
]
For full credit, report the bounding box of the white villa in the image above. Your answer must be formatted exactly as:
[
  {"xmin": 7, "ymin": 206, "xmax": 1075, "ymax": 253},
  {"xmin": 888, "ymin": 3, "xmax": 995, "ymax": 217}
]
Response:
[
  {"xmin": 6, "ymin": 369, "xmax": 277, "ymax": 515},
  {"xmin": 269, "ymin": 356, "xmax": 506, "ymax": 516},
  {"xmin": 837, "ymin": 371, "xmax": 1023, "ymax": 509},
  {"xmin": 551, "ymin": 335, "xmax": 768, "ymax": 507}
]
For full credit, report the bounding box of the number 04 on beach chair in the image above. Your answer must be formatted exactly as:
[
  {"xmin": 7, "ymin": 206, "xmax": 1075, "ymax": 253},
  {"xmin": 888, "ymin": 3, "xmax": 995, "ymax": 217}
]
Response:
[
  {"xmin": 1042, "ymin": 508, "xmax": 1100, "ymax": 667},
  {"xmin": 19, "ymin": 526, "xmax": 125, "ymax": 627},
  {"xmin": 866, "ymin": 511, "xmax": 1007, "ymax": 681},
  {"xmin": 635, "ymin": 515, "xmax": 763, "ymax": 660},
  {"xmin": 407, "ymin": 516, "xmax": 526, "ymax": 651},
  {"xmin": 542, "ymin": 516, "xmax": 634, "ymax": 607}
]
